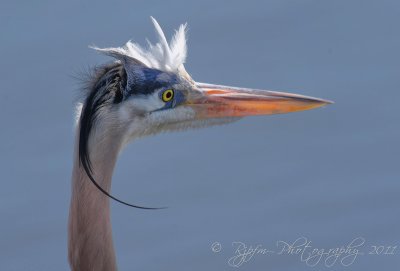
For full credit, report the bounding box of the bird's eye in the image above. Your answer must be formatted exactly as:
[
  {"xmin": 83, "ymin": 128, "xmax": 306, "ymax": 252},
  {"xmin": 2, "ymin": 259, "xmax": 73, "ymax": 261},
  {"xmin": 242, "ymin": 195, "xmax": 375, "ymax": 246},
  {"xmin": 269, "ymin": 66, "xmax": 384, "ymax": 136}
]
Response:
[{"xmin": 162, "ymin": 89, "xmax": 174, "ymax": 102}]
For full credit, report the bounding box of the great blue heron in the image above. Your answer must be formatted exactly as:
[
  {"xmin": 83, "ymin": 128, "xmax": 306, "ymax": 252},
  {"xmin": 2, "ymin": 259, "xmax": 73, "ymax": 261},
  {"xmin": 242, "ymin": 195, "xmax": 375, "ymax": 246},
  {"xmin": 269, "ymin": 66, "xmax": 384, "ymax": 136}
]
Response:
[{"xmin": 68, "ymin": 17, "xmax": 331, "ymax": 270}]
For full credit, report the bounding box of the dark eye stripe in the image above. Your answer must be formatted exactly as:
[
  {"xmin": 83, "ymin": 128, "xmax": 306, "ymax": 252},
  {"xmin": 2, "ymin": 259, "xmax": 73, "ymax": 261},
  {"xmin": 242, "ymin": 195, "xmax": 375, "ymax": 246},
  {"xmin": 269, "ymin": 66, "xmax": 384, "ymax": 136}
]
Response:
[{"xmin": 127, "ymin": 68, "xmax": 178, "ymax": 96}]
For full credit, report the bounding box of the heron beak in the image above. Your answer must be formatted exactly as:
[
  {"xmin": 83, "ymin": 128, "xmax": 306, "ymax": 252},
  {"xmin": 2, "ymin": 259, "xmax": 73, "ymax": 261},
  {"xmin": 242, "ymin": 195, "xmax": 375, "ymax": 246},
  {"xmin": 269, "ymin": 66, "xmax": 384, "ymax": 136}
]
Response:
[{"xmin": 186, "ymin": 82, "xmax": 333, "ymax": 119}]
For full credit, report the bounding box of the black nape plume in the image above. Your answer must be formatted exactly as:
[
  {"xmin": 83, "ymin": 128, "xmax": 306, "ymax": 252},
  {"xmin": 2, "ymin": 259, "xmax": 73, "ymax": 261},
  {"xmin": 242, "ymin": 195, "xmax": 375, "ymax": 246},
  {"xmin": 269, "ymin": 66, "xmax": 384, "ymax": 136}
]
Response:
[{"xmin": 78, "ymin": 62, "xmax": 163, "ymax": 209}]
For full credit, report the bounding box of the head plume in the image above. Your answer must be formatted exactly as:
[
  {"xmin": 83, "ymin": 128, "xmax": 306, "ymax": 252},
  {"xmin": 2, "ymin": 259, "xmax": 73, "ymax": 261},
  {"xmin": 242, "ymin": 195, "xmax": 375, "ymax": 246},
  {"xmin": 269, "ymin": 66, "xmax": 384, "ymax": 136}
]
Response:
[{"xmin": 92, "ymin": 17, "xmax": 188, "ymax": 74}]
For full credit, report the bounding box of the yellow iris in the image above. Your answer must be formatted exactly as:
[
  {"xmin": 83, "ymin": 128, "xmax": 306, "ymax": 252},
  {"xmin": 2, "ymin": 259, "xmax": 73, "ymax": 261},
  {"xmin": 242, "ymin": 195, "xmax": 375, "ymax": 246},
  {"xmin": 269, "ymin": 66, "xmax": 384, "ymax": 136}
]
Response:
[{"xmin": 162, "ymin": 89, "xmax": 174, "ymax": 102}]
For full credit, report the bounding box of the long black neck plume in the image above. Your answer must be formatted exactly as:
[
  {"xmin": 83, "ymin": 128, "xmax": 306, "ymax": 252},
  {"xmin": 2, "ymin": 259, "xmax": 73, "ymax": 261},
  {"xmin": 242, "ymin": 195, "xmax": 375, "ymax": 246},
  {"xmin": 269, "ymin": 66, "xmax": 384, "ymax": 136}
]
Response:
[{"xmin": 78, "ymin": 62, "xmax": 162, "ymax": 209}]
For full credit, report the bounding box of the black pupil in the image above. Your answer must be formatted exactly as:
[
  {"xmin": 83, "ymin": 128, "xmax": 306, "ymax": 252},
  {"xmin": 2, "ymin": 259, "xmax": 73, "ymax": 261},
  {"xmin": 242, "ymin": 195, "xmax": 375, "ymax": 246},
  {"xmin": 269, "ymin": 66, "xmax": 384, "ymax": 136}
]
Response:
[{"xmin": 165, "ymin": 91, "xmax": 172, "ymax": 99}]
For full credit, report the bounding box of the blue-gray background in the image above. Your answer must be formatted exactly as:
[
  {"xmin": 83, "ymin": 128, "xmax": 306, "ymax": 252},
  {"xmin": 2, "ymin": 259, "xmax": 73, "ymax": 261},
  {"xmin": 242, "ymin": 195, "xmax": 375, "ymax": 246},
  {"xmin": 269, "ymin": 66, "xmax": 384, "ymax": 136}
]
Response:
[{"xmin": 1, "ymin": 0, "xmax": 399, "ymax": 270}]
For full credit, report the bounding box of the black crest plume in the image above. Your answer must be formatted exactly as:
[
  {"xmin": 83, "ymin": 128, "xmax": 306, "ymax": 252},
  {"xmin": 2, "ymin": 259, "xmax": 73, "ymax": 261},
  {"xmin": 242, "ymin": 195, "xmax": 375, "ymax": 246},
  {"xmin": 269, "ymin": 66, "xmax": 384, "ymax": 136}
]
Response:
[{"xmin": 78, "ymin": 62, "xmax": 163, "ymax": 209}]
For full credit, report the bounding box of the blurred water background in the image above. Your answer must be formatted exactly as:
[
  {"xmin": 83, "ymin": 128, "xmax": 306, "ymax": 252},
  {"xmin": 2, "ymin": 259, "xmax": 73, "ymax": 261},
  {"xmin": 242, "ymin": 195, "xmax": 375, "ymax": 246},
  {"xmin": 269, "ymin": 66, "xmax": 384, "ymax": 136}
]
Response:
[{"xmin": 1, "ymin": 0, "xmax": 399, "ymax": 270}]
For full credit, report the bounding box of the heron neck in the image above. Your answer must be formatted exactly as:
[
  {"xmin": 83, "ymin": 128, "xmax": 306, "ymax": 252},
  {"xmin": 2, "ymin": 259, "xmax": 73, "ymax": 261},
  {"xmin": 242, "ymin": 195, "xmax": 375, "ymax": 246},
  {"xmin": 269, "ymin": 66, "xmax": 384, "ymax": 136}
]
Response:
[{"xmin": 68, "ymin": 130, "xmax": 122, "ymax": 271}]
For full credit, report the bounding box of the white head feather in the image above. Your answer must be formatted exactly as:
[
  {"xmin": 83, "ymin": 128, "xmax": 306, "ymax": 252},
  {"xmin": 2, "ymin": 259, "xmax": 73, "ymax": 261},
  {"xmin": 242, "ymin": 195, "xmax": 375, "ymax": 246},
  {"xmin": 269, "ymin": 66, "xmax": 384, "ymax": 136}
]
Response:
[{"xmin": 92, "ymin": 17, "xmax": 187, "ymax": 73}]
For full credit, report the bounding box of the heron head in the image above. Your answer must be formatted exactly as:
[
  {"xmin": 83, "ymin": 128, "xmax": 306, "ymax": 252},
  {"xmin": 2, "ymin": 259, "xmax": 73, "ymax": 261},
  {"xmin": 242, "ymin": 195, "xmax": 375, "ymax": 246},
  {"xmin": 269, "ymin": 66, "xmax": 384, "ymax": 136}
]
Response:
[{"xmin": 84, "ymin": 17, "xmax": 331, "ymax": 145}]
